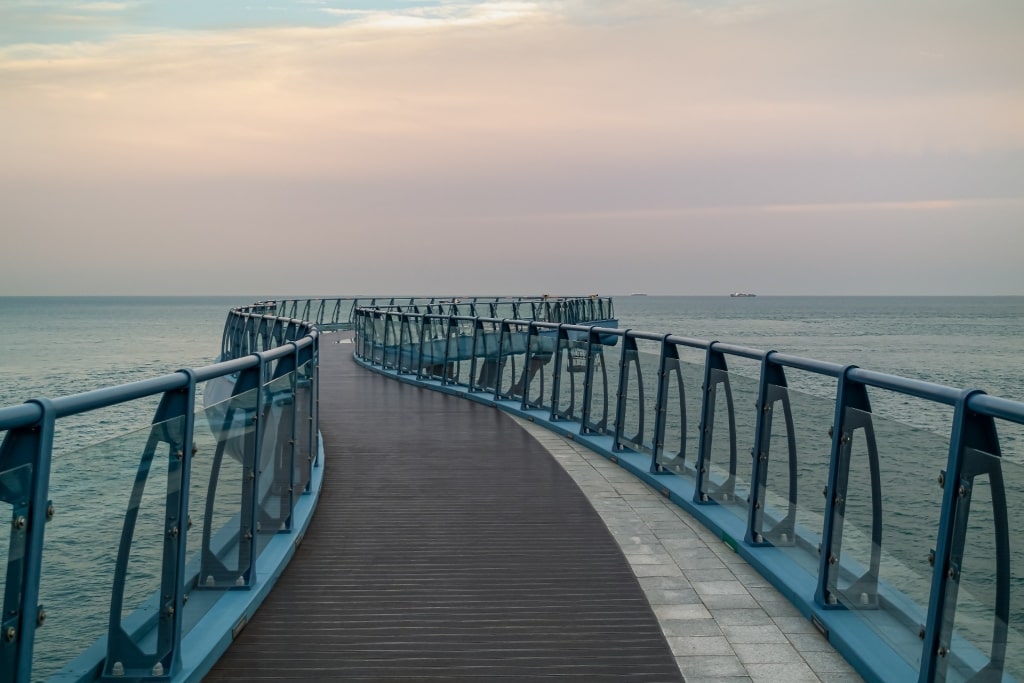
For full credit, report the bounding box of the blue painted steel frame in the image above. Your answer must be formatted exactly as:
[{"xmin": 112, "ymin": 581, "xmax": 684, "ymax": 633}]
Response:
[
  {"xmin": 0, "ymin": 306, "xmax": 323, "ymax": 683},
  {"xmin": 349, "ymin": 301, "xmax": 1024, "ymax": 683}
]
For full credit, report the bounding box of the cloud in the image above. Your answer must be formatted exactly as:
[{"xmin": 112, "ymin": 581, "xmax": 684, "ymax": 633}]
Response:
[{"xmin": 0, "ymin": 0, "xmax": 1021, "ymax": 295}]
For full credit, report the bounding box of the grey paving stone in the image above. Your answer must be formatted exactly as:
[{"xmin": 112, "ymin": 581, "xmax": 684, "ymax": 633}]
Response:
[
  {"xmin": 644, "ymin": 588, "xmax": 702, "ymax": 605},
  {"xmin": 692, "ymin": 580, "xmax": 752, "ymax": 596},
  {"xmin": 654, "ymin": 603, "xmax": 714, "ymax": 620},
  {"xmin": 732, "ymin": 642, "xmax": 804, "ymax": 665},
  {"xmin": 721, "ymin": 624, "xmax": 790, "ymax": 644},
  {"xmin": 744, "ymin": 662, "xmax": 821, "ymax": 683},
  {"xmin": 667, "ymin": 635, "xmax": 736, "ymax": 657},
  {"xmin": 710, "ymin": 608, "xmax": 776, "ymax": 626},
  {"xmin": 660, "ymin": 618, "xmax": 726, "ymax": 637},
  {"xmin": 701, "ymin": 593, "xmax": 762, "ymax": 609},
  {"xmin": 675, "ymin": 655, "xmax": 749, "ymax": 678}
]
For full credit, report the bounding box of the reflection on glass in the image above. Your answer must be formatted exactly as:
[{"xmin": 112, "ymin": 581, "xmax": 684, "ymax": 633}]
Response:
[
  {"xmin": 585, "ymin": 345, "xmax": 615, "ymax": 435},
  {"xmin": 194, "ymin": 386, "xmax": 258, "ymax": 592},
  {"xmin": 553, "ymin": 338, "xmax": 587, "ymax": 421},
  {"xmin": 827, "ymin": 406, "xmax": 947, "ymax": 674},
  {"xmin": 33, "ymin": 415, "xmax": 184, "ymax": 680},
  {"xmin": 619, "ymin": 348, "xmax": 658, "ymax": 454},
  {"xmin": 754, "ymin": 384, "xmax": 834, "ymax": 573},
  {"xmin": 657, "ymin": 358, "xmax": 704, "ymax": 477},
  {"xmin": 255, "ymin": 372, "xmax": 296, "ymax": 558},
  {"xmin": 701, "ymin": 369, "xmax": 755, "ymax": 519},
  {"xmin": 938, "ymin": 447, "xmax": 1021, "ymax": 682}
]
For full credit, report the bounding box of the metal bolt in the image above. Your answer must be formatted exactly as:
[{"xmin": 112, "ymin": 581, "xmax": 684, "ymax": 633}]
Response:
[
  {"xmin": 46, "ymin": 504, "xmax": 55, "ymax": 521},
  {"xmin": 4, "ymin": 626, "xmax": 15, "ymax": 642},
  {"xmin": 938, "ymin": 472, "xmax": 945, "ymax": 488},
  {"xmin": 958, "ymin": 485, "xmax": 967, "ymax": 498},
  {"xmin": 928, "ymin": 551, "xmax": 935, "ymax": 566},
  {"xmin": 828, "ymin": 425, "xmax": 834, "ymax": 438},
  {"xmin": 192, "ymin": 443, "xmax": 198, "ymax": 455},
  {"xmin": 13, "ymin": 516, "xmax": 26, "ymax": 530},
  {"xmin": 918, "ymin": 626, "xmax": 926, "ymax": 640},
  {"xmin": 36, "ymin": 608, "xmax": 46, "ymax": 626},
  {"xmin": 175, "ymin": 450, "xmax": 183, "ymax": 460},
  {"xmin": 822, "ymin": 486, "xmax": 827, "ymax": 497},
  {"xmin": 829, "ymin": 554, "xmax": 838, "ymax": 565},
  {"xmin": 167, "ymin": 526, "xmax": 179, "ymax": 538},
  {"xmin": 938, "ymin": 646, "xmax": 948, "ymax": 658},
  {"xmin": 948, "ymin": 567, "xmax": 956, "ymax": 579}
]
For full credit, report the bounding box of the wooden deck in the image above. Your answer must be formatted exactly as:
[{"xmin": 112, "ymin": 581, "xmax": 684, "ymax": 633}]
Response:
[{"xmin": 204, "ymin": 339, "xmax": 683, "ymax": 681}]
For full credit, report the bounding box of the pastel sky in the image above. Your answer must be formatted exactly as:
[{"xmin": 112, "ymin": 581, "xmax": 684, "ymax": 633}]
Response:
[{"xmin": 1, "ymin": 0, "xmax": 1022, "ymax": 296}]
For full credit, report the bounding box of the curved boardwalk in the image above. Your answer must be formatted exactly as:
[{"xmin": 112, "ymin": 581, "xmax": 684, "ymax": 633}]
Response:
[{"xmin": 205, "ymin": 340, "xmax": 683, "ymax": 682}]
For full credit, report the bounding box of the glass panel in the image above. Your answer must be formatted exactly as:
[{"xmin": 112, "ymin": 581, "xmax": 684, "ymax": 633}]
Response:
[
  {"xmin": 421, "ymin": 317, "xmax": 447, "ymax": 379},
  {"xmin": 656, "ymin": 356, "xmax": 705, "ymax": 477},
  {"xmin": 757, "ymin": 384, "xmax": 835, "ymax": 573},
  {"xmin": 553, "ymin": 337, "xmax": 587, "ymax": 421},
  {"xmin": 524, "ymin": 330, "xmax": 557, "ymax": 411},
  {"xmin": 497, "ymin": 323, "xmax": 530, "ymax": 399},
  {"xmin": 939, "ymin": 445, "xmax": 1022, "ymax": 682},
  {"xmin": 585, "ymin": 342, "xmax": 618, "ymax": 436},
  {"xmin": 256, "ymin": 373, "xmax": 296, "ymax": 557},
  {"xmin": 191, "ymin": 385, "xmax": 258, "ymax": 592},
  {"xmin": 472, "ymin": 321, "xmax": 501, "ymax": 392},
  {"xmin": 293, "ymin": 361, "xmax": 314, "ymax": 496},
  {"xmin": 33, "ymin": 414, "xmax": 184, "ymax": 679},
  {"xmin": 830, "ymin": 405, "xmax": 948, "ymax": 675},
  {"xmin": 702, "ymin": 368, "xmax": 756, "ymax": 518},
  {"xmin": 619, "ymin": 344, "xmax": 661, "ymax": 454}
]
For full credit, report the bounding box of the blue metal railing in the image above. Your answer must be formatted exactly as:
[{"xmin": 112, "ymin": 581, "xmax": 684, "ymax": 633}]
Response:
[
  {"xmin": 352, "ymin": 304, "xmax": 1023, "ymax": 683},
  {"xmin": 0, "ymin": 295, "xmax": 610, "ymax": 682},
  {"xmin": 4, "ymin": 295, "xmax": 1019, "ymax": 683},
  {"xmin": 0, "ymin": 308, "xmax": 320, "ymax": 683}
]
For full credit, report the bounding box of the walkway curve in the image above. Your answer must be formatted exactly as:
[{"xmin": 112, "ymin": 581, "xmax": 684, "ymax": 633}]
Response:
[{"xmin": 205, "ymin": 339, "xmax": 683, "ymax": 681}]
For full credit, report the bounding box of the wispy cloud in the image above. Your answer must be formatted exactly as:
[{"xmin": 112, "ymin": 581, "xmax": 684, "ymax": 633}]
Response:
[{"xmin": 0, "ymin": 0, "xmax": 1021, "ymax": 294}]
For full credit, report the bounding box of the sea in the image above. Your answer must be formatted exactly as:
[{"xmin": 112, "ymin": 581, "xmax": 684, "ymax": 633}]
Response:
[{"xmin": 1, "ymin": 294, "xmax": 1022, "ymax": 679}]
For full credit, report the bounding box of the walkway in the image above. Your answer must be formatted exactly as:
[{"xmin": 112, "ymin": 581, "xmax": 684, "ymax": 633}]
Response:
[
  {"xmin": 514, "ymin": 419, "xmax": 865, "ymax": 683},
  {"xmin": 205, "ymin": 339, "xmax": 683, "ymax": 681}
]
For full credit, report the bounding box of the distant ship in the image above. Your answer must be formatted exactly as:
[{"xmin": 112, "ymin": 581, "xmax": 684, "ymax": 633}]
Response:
[{"xmin": 729, "ymin": 292, "xmax": 756, "ymax": 298}]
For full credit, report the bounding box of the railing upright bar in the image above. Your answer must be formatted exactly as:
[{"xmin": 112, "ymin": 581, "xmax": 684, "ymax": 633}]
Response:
[
  {"xmin": 612, "ymin": 332, "xmax": 636, "ymax": 451},
  {"xmin": 649, "ymin": 334, "xmax": 673, "ymax": 473},
  {"xmin": 0, "ymin": 399, "xmax": 55, "ymax": 683}
]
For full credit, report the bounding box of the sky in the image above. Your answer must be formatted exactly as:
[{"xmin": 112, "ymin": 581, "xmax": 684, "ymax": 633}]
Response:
[{"xmin": 1, "ymin": 0, "xmax": 1022, "ymax": 296}]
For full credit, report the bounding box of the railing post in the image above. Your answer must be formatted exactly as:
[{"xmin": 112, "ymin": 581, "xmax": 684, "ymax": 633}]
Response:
[
  {"xmin": 746, "ymin": 351, "xmax": 796, "ymax": 546},
  {"xmin": 920, "ymin": 389, "xmax": 1008, "ymax": 682},
  {"xmin": 694, "ymin": 343, "xmax": 728, "ymax": 504},
  {"xmin": 612, "ymin": 331, "xmax": 633, "ymax": 451},
  {"xmin": 816, "ymin": 365, "xmax": 881, "ymax": 608},
  {"xmin": 650, "ymin": 334, "xmax": 675, "ymax": 474},
  {"xmin": 0, "ymin": 399, "xmax": 55, "ymax": 683},
  {"xmin": 104, "ymin": 370, "xmax": 195, "ymax": 679}
]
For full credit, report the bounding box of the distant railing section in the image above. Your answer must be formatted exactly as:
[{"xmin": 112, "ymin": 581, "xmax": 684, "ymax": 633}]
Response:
[
  {"xmin": 0, "ymin": 307, "xmax": 321, "ymax": 683},
  {"xmin": 352, "ymin": 306, "xmax": 1024, "ymax": 683},
  {"xmin": 225, "ymin": 296, "xmax": 613, "ymax": 359}
]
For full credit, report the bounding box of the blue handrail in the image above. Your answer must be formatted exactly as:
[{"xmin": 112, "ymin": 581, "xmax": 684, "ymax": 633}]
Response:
[
  {"xmin": 3, "ymin": 296, "xmax": 1020, "ymax": 683},
  {"xmin": 351, "ymin": 302, "xmax": 1024, "ymax": 683},
  {"xmin": 0, "ymin": 308, "xmax": 321, "ymax": 683}
]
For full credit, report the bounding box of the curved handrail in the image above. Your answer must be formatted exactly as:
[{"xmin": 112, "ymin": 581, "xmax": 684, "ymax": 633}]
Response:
[
  {"xmin": 350, "ymin": 304, "xmax": 1024, "ymax": 683},
  {"xmin": 0, "ymin": 310, "xmax": 320, "ymax": 683}
]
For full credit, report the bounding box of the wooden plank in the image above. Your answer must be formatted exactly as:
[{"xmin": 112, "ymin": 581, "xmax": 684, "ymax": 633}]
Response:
[{"xmin": 205, "ymin": 340, "xmax": 682, "ymax": 681}]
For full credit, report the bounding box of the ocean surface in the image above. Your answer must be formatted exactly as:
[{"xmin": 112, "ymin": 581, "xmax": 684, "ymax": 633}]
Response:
[{"xmin": 1, "ymin": 294, "xmax": 1022, "ymax": 679}]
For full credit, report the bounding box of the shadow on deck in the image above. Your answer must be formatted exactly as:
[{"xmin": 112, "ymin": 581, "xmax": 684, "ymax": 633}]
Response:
[{"xmin": 204, "ymin": 339, "xmax": 682, "ymax": 681}]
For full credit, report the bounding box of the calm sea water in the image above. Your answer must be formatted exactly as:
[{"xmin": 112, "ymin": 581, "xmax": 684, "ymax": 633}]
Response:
[{"xmin": 1, "ymin": 295, "xmax": 1022, "ymax": 679}]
